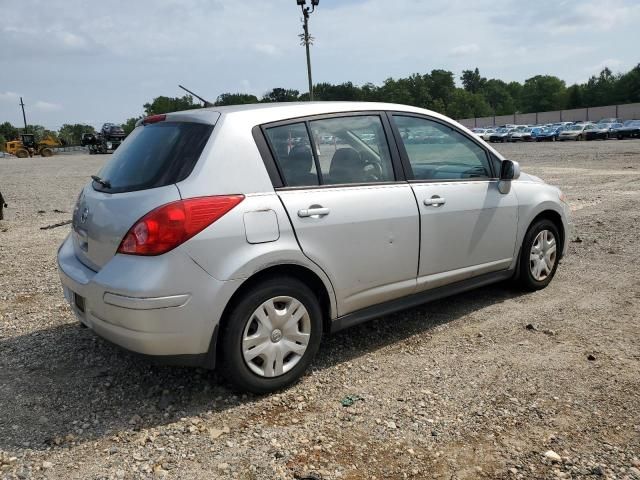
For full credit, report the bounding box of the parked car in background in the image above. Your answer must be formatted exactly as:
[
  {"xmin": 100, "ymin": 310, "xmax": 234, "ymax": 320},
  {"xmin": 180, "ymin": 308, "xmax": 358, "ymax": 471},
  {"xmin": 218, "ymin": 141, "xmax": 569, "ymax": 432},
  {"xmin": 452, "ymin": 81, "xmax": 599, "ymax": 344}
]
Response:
[
  {"xmin": 585, "ymin": 123, "xmax": 623, "ymax": 140},
  {"xmin": 558, "ymin": 123, "xmax": 595, "ymax": 141},
  {"xmin": 614, "ymin": 120, "xmax": 640, "ymax": 139},
  {"xmin": 481, "ymin": 128, "xmax": 497, "ymax": 141},
  {"xmin": 489, "ymin": 127, "xmax": 515, "ymax": 143},
  {"xmin": 471, "ymin": 128, "xmax": 488, "ymax": 137},
  {"xmin": 531, "ymin": 127, "xmax": 556, "ymax": 142},
  {"xmin": 598, "ymin": 118, "xmax": 622, "ymax": 124},
  {"xmin": 56, "ymin": 102, "xmax": 570, "ymax": 393},
  {"xmin": 510, "ymin": 127, "xmax": 533, "ymax": 142}
]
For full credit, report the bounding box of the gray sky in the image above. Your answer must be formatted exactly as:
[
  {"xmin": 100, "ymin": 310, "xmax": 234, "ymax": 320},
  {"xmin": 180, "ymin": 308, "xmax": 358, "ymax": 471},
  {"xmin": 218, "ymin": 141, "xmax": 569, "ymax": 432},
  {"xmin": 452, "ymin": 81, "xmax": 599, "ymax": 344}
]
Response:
[{"xmin": 1, "ymin": 0, "xmax": 639, "ymax": 130}]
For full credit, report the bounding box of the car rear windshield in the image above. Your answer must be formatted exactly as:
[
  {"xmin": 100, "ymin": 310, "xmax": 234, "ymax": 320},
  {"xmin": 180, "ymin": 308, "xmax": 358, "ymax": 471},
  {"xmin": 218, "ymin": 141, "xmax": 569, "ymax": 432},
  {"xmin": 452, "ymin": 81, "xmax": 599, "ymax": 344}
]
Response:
[{"xmin": 93, "ymin": 121, "xmax": 213, "ymax": 193}]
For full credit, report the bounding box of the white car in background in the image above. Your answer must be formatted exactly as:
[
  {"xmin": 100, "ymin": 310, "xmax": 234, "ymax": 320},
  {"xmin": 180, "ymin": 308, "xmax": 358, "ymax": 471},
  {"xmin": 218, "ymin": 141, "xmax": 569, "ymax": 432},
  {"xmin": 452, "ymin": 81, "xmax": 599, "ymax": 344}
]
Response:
[{"xmin": 481, "ymin": 129, "xmax": 497, "ymax": 141}]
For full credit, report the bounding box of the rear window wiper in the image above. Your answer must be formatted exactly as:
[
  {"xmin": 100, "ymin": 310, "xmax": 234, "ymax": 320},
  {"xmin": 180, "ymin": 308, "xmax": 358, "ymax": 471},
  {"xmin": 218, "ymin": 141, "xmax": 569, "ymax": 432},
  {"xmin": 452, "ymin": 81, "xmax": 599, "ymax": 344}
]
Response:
[{"xmin": 91, "ymin": 175, "xmax": 111, "ymax": 189}]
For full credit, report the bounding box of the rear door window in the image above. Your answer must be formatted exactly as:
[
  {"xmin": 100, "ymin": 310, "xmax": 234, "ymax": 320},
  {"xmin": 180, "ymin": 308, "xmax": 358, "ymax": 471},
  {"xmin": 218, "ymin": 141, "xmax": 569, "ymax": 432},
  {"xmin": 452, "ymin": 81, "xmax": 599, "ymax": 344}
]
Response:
[
  {"xmin": 94, "ymin": 121, "xmax": 213, "ymax": 193},
  {"xmin": 264, "ymin": 123, "xmax": 320, "ymax": 187},
  {"xmin": 264, "ymin": 115, "xmax": 395, "ymax": 187}
]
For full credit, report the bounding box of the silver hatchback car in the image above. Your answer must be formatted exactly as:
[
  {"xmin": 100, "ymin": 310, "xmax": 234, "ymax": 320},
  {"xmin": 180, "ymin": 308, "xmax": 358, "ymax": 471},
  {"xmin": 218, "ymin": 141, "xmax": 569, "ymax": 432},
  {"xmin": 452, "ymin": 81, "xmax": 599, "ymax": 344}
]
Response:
[{"xmin": 58, "ymin": 102, "xmax": 569, "ymax": 393}]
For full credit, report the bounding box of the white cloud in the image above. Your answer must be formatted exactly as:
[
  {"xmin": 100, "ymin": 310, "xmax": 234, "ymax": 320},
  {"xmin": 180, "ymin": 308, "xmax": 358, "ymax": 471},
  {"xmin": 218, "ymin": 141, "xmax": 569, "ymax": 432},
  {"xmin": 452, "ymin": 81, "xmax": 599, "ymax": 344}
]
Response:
[
  {"xmin": 450, "ymin": 44, "xmax": 480, "ymax": 57},
  {"xmin": 57, "ymin": 31, "xmax": 89, "ymax": 50},
  {"xmin": 254, "ymin": 43, "xmax": 279, "ymax": 56},
  {"xmin": 33, "ymin": 101, "xmax": 62, "ymax": 112},
  {"xmin": 0, "ymin": 91, "xmax": 20, "ymax": 103}
]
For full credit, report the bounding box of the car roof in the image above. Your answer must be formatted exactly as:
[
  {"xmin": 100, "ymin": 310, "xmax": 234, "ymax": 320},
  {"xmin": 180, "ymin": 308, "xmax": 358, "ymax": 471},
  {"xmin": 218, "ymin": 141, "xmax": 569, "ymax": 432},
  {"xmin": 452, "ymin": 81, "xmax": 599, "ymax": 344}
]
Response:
[{"xmin": 168, "ymin": 101, "xmax": 453, "ymax": 126}]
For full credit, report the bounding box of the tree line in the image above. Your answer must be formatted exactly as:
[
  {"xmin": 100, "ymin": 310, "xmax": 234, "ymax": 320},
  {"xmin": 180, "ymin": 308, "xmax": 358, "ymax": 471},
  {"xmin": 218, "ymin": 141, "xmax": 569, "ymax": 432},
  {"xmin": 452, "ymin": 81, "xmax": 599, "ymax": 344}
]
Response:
[
  {"xmin": 2, "ymin": 64, "xmax": 638, "ymax": 150},
  {"xmin": 133, "ymin": 63, "xmax": 640, "ymax": 121}
]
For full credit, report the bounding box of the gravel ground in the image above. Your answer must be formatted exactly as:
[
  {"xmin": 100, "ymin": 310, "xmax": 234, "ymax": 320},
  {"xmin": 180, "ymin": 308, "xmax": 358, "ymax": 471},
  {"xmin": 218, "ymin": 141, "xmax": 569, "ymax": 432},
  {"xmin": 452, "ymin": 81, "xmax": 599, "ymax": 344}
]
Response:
[{"xmin": 1, "ymin": 140, "xmax": 639, "ymax": 480}]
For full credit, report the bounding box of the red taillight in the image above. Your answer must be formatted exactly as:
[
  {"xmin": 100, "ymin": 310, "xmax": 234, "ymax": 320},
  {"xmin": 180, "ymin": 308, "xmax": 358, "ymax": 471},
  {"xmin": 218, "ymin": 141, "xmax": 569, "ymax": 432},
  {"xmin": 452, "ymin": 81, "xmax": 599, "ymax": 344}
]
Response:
[
  {"xmin": 143, "ymin": 114, "xmax": 166, "ymax": 125},
  {"xmin": 118, "ymin": 195, "xmax": 244, "ymax": 256}
]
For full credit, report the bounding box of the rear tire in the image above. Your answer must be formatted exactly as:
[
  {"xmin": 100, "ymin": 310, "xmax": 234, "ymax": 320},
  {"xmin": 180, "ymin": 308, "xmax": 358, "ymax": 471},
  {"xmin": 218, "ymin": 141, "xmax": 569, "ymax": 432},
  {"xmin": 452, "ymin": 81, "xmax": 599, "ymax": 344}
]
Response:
[
  {"xmin": 219, "ymin": 276, "xmax": 323, "ymax": 394},
  {"xmin": 16, "ymin": 149, "xmax": 29, "ymax": 158},
  {"xmin": 516, "ymin": 219, "xmax": 560, "ymax": 291}
]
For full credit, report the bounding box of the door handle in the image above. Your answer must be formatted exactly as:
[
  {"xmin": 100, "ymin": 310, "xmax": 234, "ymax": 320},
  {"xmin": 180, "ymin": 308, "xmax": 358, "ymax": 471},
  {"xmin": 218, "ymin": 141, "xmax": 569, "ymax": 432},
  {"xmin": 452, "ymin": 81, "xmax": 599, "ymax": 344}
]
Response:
[
  {"xmin": 424, "ymin": 196, "xmax": 446, "ymax": 207},
  {"xmin": 298, "ymin": 207, "xmax": 330, "ymax": 218}
]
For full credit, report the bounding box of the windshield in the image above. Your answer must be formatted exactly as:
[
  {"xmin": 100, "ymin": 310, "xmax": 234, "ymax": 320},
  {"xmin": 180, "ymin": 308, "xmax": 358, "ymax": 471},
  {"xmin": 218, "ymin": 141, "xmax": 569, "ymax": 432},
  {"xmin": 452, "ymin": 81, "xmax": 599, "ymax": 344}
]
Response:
[
  {"xmin": 94, "ymin": 121, "xmax": 213, "ymax": 194},
  {"xmin": 566, "ymin": 125, "xmax": 583, "ymax": 131}
]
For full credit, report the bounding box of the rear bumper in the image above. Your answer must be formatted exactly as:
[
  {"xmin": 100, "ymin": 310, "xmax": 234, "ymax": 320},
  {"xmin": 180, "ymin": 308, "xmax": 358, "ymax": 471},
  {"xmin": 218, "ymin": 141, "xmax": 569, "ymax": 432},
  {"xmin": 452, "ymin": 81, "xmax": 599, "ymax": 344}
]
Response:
[{"xmin": 57, "ymin": 234, "xmax": 241, "ymax": 365}]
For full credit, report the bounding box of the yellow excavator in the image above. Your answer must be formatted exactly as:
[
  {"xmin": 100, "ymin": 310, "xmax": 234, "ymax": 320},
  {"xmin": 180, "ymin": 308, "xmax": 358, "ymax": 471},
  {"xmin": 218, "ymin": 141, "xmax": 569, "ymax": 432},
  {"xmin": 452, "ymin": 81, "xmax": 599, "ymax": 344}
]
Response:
[{"xmin": 5, "ymin": 134, "xmax": 61, "ymax": 158}]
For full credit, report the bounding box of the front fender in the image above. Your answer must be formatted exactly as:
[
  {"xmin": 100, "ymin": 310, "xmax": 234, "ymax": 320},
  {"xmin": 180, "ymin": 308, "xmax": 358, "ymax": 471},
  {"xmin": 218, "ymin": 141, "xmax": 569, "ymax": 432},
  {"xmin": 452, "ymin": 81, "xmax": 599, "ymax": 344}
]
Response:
[{"xmin": 512, "ymin": 180, "xmax": 570, "ymax": 268}]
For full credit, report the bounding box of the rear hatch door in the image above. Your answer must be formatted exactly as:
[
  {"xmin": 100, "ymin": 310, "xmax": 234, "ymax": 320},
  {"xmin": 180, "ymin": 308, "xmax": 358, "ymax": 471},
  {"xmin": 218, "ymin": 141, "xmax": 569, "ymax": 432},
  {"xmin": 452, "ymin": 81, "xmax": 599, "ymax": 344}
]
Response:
[{"xmin": 72, "ymin": 112, "xmax": 219, "ymax": 271}]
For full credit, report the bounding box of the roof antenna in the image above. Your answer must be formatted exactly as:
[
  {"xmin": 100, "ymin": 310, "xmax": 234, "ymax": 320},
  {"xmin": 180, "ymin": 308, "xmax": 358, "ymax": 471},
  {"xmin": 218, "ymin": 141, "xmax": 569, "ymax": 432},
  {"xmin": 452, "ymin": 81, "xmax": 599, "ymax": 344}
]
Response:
[{"xmin": 178, "ymin": 85, "xmax": 214, "ymax": 107}]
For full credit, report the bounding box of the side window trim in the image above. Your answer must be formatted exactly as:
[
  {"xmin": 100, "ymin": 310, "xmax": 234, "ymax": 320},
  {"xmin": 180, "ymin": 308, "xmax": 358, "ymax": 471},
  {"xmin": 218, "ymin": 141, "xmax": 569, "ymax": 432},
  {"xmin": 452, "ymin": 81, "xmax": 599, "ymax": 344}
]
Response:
[
  {"xmin": 388, "ymin": 111, "xmax": 499, "ymax": 181},
  {"xmin": 256, "ymin": 111, "xmax": 409, "ymax": 190},
  {"xmin": 304, "ymin": 120, "xmax": 324, "ymax": 185},
  {"xmin": 252, "ymin": 125, "xmax": 284, "ymax": 188}
]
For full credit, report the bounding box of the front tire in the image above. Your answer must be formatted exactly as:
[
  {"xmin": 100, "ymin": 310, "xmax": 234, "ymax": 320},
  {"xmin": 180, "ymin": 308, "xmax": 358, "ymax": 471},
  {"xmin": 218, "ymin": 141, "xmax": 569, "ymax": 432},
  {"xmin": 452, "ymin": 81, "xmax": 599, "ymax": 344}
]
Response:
[
  {"xmin": 517, "ymin": 219, "xmax": 560, "ymax": 291},
  {"xmin": 219, "ymin": 276, "xmax": 323, "ymax": 394}
]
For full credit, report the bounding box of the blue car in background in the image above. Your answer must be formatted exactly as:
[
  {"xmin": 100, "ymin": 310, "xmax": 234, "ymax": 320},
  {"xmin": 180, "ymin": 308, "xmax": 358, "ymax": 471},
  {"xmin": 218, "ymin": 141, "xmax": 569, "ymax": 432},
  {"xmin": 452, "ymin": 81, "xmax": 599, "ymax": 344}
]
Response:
[{"xmin": 532, "ymin": 126, "xmax": 562, "ymax": 141}]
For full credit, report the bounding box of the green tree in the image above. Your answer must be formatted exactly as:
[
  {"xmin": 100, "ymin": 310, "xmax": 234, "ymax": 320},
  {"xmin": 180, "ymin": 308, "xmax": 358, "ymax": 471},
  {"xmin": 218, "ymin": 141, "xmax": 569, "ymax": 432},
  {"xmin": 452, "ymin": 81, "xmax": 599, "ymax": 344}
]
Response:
[
  {"xmin": 461, "ymin": 68, "xmax": 486, "ymax": 94},
  {"xmin": 0, "ymin": 134, "xmax": 6, "ymax": 151},
  {"xmin": 313, "ymin": 82, "xmax": 362, "ymax": 101},
  {"xmin": 614, "ymin": 63, "xmax": 640, "ymax": 103},
  {"xmin": 121, "ymin": 117, "xmax": 141, "ymax": 136},
  {"xmin": 520, "ymin": 75, "xmax": 566, "ymax": 113},
  {"xmin": 566, "ymin": 84, "xmax": 584, "ymax": 109},
  {"xmin": 214, "ymin": 93, "xmax": 259, "ymax": 106},
  {"xmin": 359, "ymin": 82, "xmax": 380, "ymax": 102},
  {"xmin": 58, "ymin": 124, "xmax": 95, "ymax": 146},
  {"xmin": 583, "ymin": 68, "xmax": 618, "ymax": 107},
  {"xmin": 428, "ymin": 69, "xmax": 456, "ymax": 111},
  {"xmin": 447, "ymin": 90, "xmax": 492, "ymax": 119},
  {"xmin": 505, "ymin": 81, "xmax": 524, "ymax": 112},
  {"xmin": 143, "ymin": 95, "xmax": 201, "ymax": 115},
  {"xmin": 378, "ymin": 77, "xmax": 415, "ymax": 106},
  {"xmin": 261, "ymin": 88, "xmax": 300, "ymax": 103},
  {"xmin": 482, "ymin": 79, "xmax": 516, "ymax": 115},
  {"xmin": 0, "ymin": 122, "xmax": 19, "ymax": 141}
]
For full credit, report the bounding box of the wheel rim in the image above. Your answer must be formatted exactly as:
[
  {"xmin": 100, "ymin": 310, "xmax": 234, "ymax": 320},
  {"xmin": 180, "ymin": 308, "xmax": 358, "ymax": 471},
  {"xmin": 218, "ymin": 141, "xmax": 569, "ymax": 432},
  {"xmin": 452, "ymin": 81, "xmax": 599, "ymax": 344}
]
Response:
[
  {"xmin": 242, "ymin": 296, "xmax": 311, "ymax": 378},
  {"xmin": 529, "ymin": 230, "xmax": 557, "ymax": 281}
]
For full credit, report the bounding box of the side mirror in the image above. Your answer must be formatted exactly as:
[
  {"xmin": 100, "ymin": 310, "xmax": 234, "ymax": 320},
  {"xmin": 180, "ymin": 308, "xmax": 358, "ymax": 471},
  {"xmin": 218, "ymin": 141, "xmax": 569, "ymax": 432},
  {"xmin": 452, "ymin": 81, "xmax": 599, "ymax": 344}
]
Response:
[{"xmin": 500, "ymin": 159, "xmax": 520, "ymax": 181}]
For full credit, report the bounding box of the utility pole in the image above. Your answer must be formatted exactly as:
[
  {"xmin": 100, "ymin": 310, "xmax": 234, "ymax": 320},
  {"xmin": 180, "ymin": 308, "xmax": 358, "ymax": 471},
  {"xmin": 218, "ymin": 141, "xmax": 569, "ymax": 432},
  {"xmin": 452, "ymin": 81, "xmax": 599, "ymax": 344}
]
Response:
[
  {"xmin": 19, "ymin": 97, "xmax": 28, "ymax": 132},
  {"xmin": 297, "ymin": 0, "xmax": 319, "ymax": 101}
]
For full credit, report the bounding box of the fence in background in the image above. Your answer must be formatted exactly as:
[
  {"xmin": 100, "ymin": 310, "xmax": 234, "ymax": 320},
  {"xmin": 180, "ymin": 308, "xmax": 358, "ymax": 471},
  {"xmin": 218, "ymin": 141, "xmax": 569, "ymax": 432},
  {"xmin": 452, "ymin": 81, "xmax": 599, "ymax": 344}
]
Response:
[{"xmin": 458, "ymin": 102, "xmax": 640, "ymax": 128}]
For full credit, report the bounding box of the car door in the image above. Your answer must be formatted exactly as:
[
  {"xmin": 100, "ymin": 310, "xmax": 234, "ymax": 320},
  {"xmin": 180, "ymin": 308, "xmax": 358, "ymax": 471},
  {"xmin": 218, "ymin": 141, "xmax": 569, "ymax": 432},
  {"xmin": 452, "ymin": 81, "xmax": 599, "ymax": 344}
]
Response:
[
  {"xmin": 390, "ymin": 113, "xmax": 518, "ymax": 291},
  {"xmin": 262, "ymin": 114, "xmax": 419, "ymax": 316}
]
